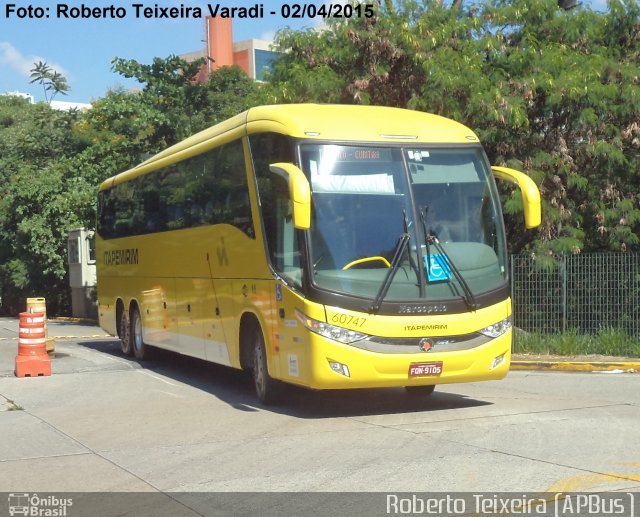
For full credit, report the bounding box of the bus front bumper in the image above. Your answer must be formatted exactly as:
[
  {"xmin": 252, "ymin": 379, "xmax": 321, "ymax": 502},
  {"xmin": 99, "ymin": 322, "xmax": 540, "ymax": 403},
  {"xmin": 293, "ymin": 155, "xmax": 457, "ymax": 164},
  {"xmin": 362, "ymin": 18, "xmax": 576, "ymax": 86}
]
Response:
[{"xmin": 302, "ymin": 329, "xmax": 512, "ymax": 390}]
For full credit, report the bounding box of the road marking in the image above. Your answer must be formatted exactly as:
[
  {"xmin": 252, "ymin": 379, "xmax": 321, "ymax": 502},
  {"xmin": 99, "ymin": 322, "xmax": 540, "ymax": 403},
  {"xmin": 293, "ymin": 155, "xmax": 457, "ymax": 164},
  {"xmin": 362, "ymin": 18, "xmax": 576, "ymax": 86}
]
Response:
[
  {"xmin": 548, "ymin": 469, "xmax": 640, "ymax": 491},
  {"xmin": 138, "ymin": 370, "xmax": 181, "ymax": 387}
]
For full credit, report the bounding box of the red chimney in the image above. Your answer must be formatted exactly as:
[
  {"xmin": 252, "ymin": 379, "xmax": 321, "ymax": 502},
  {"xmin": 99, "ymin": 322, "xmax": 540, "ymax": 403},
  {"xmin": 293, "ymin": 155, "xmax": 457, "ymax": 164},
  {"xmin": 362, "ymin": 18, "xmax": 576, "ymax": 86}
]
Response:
[{"xmin": 206, "ymin": 16, "xmax": 233, "ymax": 73}]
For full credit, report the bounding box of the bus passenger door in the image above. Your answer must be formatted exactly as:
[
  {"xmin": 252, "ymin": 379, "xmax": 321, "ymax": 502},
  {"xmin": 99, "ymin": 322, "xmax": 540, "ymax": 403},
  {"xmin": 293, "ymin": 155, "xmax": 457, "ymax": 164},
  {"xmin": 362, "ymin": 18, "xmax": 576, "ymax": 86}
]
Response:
[{"xmin": 204, "ymin": 237, "xmax": 272, "ymax": 369}]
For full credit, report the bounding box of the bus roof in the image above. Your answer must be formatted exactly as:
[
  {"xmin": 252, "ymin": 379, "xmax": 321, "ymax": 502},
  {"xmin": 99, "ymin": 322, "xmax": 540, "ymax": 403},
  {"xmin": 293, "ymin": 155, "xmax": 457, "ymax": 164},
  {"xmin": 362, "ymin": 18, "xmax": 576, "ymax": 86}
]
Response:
[
  {"xmin": 99, "ymin": 104, "xmax": 480, "ymax": 190},
  {"xmin": 246, "ymin": 104, "xmax": 478, "ymax": 142}
]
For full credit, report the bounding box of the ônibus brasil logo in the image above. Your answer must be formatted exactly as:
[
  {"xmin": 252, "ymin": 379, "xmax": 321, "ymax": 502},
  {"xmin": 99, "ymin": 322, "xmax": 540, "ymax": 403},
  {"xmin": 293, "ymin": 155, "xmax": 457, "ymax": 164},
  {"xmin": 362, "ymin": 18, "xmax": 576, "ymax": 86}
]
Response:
[{"xmin": 8, "ymin": 493, "xmax": 73, "ymax": 516}]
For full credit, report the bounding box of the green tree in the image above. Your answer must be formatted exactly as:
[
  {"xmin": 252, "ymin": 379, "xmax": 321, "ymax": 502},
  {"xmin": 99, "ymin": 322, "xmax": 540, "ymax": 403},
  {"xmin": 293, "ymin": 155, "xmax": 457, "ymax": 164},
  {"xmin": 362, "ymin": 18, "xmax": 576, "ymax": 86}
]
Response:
[
  {"xmin": 29, "ymin": 61, "xmax": 52, "ymax": 101},
  {"xmin": 267, "ymin": 0, "xmax": 640, "ymax": 255},
  {"xmin": 47, "ymin": 71, "xmax": 70, "ymax": 102},
  {"xmin": 1, "ymin": 55, "xmax": 265, "ymax": 315},
  {"xmin": 0, "ymin": 97, "xmax": 87, "ymax": 314},
  {"xmin": 29, "ymin": 61, "xmax": 70, "ymax": 103},
  {"xmin": 107, "ymin": 56, "xmax": 267, "ymax": 149}
]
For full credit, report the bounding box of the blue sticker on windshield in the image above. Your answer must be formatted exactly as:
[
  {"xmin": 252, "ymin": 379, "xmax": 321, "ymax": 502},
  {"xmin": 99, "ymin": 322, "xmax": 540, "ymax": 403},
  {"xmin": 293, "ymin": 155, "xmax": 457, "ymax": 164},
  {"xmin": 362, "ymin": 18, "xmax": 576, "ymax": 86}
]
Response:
[{"xmin": 424, "ymin": 254, "xmax": 452, "ymax": 283}]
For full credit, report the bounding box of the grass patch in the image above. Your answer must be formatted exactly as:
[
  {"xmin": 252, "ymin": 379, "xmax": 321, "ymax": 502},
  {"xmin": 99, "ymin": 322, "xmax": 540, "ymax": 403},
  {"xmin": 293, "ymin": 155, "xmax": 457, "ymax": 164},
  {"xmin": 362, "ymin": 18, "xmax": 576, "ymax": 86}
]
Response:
[{"xmin": 513, "ymin": 328, "xmax": 640, "ymax": 357}]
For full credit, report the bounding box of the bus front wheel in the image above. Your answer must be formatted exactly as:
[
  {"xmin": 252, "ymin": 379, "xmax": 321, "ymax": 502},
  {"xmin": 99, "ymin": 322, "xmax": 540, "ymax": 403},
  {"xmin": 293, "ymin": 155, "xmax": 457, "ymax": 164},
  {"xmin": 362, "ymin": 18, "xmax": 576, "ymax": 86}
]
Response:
[
  {"xmin": 252, "ymin": 327, "xmax": 280, "ymax": 405},
  {"xmin": 119, "ymin": 309, "xmax": 133, "ymax": 356}
]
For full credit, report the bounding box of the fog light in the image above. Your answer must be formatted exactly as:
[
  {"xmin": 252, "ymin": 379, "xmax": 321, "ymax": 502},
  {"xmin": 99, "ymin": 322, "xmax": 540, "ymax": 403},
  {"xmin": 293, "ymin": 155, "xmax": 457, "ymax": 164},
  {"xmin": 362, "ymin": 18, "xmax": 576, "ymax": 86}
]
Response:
[
  {"xmin": 328, "ymin": 360, "xmax": 350, "ymax": 377},
  {"xmin": 491, "ymin": 353, "xmax": 505, "ymax": 370}
]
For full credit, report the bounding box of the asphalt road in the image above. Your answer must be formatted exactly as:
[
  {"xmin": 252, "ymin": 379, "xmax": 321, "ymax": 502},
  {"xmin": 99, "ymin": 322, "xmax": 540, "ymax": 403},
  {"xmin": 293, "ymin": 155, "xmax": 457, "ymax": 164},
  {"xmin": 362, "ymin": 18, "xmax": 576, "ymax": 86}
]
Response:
[{"xmin": 0, "ymin": 317, "xmax": 638, "ymax": 515}]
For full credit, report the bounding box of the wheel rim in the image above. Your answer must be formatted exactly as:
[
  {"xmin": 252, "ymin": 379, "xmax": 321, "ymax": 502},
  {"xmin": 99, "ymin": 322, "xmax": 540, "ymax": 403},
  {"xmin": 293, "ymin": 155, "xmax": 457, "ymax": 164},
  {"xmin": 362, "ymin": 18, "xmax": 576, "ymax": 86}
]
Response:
[
  {"xmin": 254, "ymin": 337, "xmax": 265, "ymax": 396},
  {"xmin": 120, "ymin": 313, "xmax": 130, "ymax": 346},
  {"xmin": 133, "ymin": 314, "xmax": 143, "ymax": 352}
]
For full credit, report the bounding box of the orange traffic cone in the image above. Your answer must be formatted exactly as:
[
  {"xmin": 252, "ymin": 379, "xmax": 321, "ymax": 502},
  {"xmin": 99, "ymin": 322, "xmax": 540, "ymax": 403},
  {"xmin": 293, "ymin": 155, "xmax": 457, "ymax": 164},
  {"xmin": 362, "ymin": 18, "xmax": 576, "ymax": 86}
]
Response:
[{"xmin": 15, "ymin": 312, "xmax": 51, "ymax": 377}]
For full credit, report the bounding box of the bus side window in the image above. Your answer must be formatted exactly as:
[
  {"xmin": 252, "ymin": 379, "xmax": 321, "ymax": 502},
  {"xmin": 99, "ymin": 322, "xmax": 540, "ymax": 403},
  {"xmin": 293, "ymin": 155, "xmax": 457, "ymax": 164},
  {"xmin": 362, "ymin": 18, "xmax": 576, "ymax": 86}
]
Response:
[
  {"xmin": 212, "ymin": 141, "xmax": 254, "ymax": 237},
  {"xmin": 98, "ymin": 139, "xmax": 254, "ymax": 239},
  {"xmin": 97, "ymin": 190, "xmax": 116, "ymax": 239},
  {"xmin": 249, "ymin": 133, "xmax": 301, "ymax": 287}
]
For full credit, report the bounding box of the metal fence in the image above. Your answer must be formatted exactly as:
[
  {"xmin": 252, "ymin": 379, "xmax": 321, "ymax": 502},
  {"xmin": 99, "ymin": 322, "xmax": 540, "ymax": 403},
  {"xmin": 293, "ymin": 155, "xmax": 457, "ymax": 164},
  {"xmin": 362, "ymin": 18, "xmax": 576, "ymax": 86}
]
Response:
[{"xmin": 510, "ymin": 252, "xmax": 640, "ymax": 338}]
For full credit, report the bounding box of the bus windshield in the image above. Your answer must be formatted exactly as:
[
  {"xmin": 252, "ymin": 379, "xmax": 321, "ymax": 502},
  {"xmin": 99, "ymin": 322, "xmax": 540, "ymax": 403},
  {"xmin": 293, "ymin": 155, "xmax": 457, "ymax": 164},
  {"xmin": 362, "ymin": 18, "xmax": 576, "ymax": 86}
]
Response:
[{"xmin": 299, "ymin": 144, "xmax": 507, "ymax": 305}]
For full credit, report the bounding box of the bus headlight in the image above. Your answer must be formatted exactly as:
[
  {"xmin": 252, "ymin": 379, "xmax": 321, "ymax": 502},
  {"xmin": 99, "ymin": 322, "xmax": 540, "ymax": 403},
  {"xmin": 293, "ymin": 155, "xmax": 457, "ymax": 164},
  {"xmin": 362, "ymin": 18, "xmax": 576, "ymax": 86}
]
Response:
[
  {"xmin": 296, "ymin": 310, "xmax": 369, "ymax": 344},
  {"xmin": 478, "ymin": 317, "xmax": 512, "ymax": 338}
]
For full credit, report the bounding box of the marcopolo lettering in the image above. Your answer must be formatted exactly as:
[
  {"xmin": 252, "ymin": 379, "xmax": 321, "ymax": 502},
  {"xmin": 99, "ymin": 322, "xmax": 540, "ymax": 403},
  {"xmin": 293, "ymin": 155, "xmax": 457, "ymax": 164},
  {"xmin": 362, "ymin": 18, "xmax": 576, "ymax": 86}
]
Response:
[
  {"xmin": 398, "ymin": 304, "xmax": 447, "ymax": 315},
  {"xmin": 104, "ymin": 248, "xmax": 139, "ymax": 266}
]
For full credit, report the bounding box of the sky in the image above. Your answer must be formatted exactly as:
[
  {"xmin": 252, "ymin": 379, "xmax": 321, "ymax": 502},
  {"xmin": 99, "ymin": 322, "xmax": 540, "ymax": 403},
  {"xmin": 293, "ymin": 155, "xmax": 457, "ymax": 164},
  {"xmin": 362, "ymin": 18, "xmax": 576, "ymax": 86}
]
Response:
[{"xmin": 1, "ymin": 0, "xmax": 607, "ymax": 104}]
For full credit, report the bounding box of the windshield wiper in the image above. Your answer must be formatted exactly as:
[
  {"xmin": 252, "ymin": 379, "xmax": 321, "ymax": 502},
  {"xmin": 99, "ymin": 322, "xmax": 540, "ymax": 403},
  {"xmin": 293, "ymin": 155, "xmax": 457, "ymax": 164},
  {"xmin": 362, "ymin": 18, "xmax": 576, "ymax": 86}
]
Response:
[
  {"xmin": 420, "ymin": 206, "xmax": 478, "ymax": 311},
  {"xmin": 369, "ymin": 233, "xmax": 410, "ymax": 314},
  {"xmin": 369, "ymin": 209, "xmax": 412, "ymax": 314}
]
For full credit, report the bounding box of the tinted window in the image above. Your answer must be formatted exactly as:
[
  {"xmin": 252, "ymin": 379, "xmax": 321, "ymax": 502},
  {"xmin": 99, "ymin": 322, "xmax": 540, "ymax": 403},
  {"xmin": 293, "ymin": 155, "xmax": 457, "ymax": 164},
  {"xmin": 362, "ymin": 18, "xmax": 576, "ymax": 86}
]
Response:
[
  {"xmin": 249, "ymin": 133, "xmax": 301, "ymax": 286},
  {"xmin": 97, "ymin": 140, "xmax": 253, "ymax": 239}
]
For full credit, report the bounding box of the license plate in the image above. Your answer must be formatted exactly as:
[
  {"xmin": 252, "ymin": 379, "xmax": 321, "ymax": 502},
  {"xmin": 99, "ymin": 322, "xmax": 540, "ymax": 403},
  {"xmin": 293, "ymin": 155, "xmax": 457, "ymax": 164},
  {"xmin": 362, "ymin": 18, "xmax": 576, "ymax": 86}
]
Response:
[{"xmin": 408, "ymin": 361, "xmax": 443, "ymax": 377}]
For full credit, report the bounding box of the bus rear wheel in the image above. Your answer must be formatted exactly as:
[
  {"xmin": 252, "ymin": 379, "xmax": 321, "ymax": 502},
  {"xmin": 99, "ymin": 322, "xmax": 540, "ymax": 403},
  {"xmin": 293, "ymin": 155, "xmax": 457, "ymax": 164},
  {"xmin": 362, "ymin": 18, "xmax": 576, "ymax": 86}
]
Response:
[
  {"xmin": 252, "ymin": 327, "xmax": 280, "ymax": 405},
  {"xmin": 119, "ymin": 309, "xmax": 133, "ymax": 356},
  {"xmin": 131, "ymin": 307, "xmax": 148, "ymax": 360},
  {"xmin": 404, "ymin": 385, "xmax": 436, "ymax": 396}
]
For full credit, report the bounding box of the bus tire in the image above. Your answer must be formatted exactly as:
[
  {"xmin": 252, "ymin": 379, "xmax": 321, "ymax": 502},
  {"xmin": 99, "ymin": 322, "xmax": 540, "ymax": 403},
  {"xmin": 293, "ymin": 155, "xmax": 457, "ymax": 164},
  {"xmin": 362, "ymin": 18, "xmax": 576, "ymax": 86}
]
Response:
[
  {"xmin": 131, "ymin": 307, "xmax": 148, "ymax": 360},
  {"xmin": 119, "ymin": 308, "xmax": 133, "ymax": 356},
  {"xmin": 252, "ymin": 326, "xmax": 280, "ymax": 405},
  {"xmin": 404, "ymin": 385, "xmax": 436, "ymax": 396}
]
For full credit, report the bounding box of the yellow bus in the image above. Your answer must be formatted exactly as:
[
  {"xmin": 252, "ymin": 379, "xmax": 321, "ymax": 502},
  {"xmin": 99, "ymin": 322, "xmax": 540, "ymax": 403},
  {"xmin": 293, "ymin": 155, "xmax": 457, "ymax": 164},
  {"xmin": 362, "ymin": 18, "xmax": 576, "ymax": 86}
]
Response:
[{"xmin": 96, "ymin": 104, "xmax": 541, "ymax": 404}]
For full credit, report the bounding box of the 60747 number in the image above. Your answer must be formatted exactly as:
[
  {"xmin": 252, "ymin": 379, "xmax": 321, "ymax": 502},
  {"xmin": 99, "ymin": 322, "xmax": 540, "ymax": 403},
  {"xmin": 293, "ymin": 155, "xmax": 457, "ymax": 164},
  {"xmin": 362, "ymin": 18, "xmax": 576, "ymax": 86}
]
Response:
[{"xmin": 331, "ymin": 313, "xmax": 367, "ymax": 327}]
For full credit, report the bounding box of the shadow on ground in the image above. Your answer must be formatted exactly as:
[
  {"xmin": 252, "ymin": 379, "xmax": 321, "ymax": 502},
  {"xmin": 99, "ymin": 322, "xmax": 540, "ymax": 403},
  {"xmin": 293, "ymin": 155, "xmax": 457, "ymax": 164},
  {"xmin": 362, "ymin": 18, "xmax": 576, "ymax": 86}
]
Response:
[{"xmin": 80, "ymin": 339, "xmax": 493, "ymax": 419}]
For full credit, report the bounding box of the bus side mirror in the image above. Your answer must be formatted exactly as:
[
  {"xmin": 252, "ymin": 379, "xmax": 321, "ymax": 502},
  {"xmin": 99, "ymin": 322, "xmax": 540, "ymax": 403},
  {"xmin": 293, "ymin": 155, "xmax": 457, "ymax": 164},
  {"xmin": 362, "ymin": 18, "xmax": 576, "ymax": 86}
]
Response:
[
  {"xmin": 269, "ymin": 163, "xmax": 311, "ymax": 230},
  {"xmin": 491, "ymin": 166, "xmax": 542, "ymax": 229}
]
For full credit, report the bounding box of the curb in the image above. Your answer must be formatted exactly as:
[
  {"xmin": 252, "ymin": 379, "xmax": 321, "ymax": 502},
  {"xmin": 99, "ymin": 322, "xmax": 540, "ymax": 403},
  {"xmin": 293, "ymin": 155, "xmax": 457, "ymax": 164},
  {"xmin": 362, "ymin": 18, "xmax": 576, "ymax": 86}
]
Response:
[
  {"xmin": 50, "ymin": 317, "xmax": 99, "ymax": 324},
  {"xmin": 511, "ymin": 360, "xmax": 640, "ymax": 373}
]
